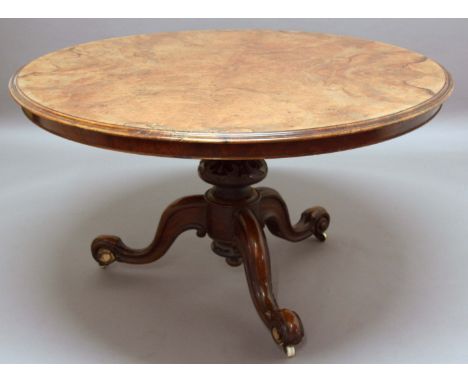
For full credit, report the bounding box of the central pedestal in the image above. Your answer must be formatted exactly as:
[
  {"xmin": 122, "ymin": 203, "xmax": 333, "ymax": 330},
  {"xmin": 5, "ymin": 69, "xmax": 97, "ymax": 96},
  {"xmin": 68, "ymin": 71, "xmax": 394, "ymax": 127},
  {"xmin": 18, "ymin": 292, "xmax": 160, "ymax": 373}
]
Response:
[{"xmin": 91, "ymin": 160, "xmax": 330, "ymax": 357}]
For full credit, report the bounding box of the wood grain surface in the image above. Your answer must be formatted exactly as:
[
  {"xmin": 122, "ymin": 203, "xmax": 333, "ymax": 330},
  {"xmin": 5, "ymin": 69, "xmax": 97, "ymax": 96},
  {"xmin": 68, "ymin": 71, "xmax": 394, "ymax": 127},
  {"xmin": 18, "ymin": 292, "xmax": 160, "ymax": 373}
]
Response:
[{"xmin": 9, "ymin": 30, "xmax": 453, "ymax": 158}]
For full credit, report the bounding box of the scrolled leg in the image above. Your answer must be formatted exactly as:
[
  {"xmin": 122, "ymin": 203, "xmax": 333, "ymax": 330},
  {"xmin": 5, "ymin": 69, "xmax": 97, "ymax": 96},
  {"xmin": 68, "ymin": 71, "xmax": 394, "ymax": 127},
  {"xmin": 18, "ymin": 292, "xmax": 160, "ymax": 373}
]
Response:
[
  {"xmin": 91, "ymin": 195, "xmax": 207, "ymax": 266},
  {"xmin": 235, "ymin": 208, "xmax": 304, "ymax": 356},
  {"xmin": 258, "ymin": 187, "xmax": 330, "ymax": 242}
]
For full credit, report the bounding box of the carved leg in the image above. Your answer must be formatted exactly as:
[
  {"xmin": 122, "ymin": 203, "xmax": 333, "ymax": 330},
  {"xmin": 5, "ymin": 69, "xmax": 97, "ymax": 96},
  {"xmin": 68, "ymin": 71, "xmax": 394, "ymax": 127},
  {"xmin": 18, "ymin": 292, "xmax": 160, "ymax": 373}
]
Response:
[
  {"xmin": 90, "ymin": 159, "xmax": 327, "ymax": 356},
  {"xmin": 91, "ymin": 195, "xmax": 207, "ymax": 266},
  {"xmin": 258, "ymin": 187, "xmax": 330, "ymax": 242},
  {"xmin": 235, "ymin": 208, "xmax": 304, "ymax": 357}
]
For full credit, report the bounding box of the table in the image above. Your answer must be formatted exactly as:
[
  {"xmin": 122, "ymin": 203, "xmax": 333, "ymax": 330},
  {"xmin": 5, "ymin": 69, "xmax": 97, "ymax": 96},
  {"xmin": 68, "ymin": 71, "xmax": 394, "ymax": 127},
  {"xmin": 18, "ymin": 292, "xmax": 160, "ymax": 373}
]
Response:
[{"xmin": 9, "ymin": 30, "xmax": 453, "ymax": 357}]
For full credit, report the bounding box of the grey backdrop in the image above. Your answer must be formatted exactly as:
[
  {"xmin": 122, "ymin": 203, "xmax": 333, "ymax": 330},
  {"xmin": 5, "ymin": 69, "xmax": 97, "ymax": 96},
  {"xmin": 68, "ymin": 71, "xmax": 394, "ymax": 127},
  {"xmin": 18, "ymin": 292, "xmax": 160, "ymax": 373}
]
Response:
[{"xmin": 0, "ymin": 19, "xmax": 467, "ymax": 363}]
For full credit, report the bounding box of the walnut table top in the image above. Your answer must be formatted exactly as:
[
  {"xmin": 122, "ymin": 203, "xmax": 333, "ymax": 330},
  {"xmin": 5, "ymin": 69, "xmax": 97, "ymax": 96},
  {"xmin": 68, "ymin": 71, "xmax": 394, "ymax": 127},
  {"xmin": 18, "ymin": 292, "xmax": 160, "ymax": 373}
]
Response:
[{"xmin": 9, "ymin": 30, "xmax": 453, "ymax": 159}]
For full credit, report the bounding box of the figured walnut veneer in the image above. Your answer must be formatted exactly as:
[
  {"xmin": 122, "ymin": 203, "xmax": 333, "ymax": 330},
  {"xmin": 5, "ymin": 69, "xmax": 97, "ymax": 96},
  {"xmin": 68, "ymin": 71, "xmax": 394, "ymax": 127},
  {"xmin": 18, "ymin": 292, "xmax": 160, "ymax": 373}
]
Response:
[{"xmin": 9, "ymin": 30, "xmax": 452, "ymax": 159}]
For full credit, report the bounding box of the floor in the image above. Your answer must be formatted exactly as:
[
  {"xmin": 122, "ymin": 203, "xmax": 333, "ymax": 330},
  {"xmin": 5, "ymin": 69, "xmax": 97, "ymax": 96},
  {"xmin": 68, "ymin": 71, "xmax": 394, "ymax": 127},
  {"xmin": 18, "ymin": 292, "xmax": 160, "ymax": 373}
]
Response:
[{"xmin": 0, "ymin": 114, "xmax": 467, "ymax": 363}]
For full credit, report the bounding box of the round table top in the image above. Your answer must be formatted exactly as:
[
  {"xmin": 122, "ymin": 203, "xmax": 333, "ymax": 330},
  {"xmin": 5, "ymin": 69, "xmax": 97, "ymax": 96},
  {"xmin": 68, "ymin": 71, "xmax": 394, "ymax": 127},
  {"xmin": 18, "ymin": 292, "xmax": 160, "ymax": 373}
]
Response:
[{"xmin": 10, "ymin": 30, "xmax": 453, "ymax": 159}]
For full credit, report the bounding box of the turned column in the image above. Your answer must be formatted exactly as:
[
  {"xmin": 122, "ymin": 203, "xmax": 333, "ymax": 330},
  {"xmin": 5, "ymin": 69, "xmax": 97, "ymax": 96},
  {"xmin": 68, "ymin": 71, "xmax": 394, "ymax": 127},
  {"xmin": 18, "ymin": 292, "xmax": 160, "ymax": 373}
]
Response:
[{"xmin": 198, "ymin": 159, "xmax": 268, "ymax": 266}]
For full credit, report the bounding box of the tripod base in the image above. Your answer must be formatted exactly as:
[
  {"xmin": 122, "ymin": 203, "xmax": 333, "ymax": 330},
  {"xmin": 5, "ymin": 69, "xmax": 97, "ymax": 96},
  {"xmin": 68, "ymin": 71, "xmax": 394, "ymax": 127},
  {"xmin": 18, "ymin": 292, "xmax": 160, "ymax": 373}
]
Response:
[{"xmin": 91, "ymin": 160, "xmax": 330, "ymax": 357}]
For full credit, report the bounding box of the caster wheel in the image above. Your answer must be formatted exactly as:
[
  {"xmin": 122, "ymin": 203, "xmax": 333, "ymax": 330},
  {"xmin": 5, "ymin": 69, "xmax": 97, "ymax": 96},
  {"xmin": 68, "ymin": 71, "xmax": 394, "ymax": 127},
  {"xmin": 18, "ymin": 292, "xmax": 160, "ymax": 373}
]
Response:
[
  {"xmin": 283, "ymin": 345, "xmax": 295, "ymax": 358},
  {"xmin": 272, "ymin": 327, "xmax": 297, "ymax": 358},
  {"xmin": 316, "ymin": 232, "xmax": 327, "ymax": 242},
  {"xmin": 97, "ymin": 248, "xmax": 116, "ymax": 267}
]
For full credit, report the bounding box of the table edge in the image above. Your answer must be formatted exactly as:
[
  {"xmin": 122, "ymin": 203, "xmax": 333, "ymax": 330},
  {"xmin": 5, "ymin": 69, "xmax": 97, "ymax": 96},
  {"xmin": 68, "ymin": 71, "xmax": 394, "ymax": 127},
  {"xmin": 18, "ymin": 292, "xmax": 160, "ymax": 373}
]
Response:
[{"xmin": 15, "ymin": 104, "xmax": 443, "ymax": 159}]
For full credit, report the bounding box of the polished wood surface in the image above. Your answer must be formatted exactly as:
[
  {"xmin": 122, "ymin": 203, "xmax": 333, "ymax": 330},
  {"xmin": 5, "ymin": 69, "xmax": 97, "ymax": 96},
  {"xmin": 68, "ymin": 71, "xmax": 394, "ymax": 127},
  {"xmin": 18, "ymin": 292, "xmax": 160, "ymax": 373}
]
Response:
[{"xmin": 9, "ymin": 30, "xmax": 453, "ymax": 158}]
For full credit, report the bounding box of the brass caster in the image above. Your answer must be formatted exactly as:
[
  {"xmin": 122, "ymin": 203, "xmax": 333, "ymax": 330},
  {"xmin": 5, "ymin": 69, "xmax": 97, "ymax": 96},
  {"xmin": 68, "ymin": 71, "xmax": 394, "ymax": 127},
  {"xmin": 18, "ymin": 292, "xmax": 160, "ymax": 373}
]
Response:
[
  {"xmin": 97, "ymin": 248, "xmax": 116, "ymax": 267},
  {"xmin": 271, "ymin": 327, "xmax": 297, "ymax": 357},
  {"xmin": 317, "ymin": 232, "xmax": 327, "ymax": 242},
  {"xmin": 283, "ymin": 345, "xmax": 295, "ymax": 358}
]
